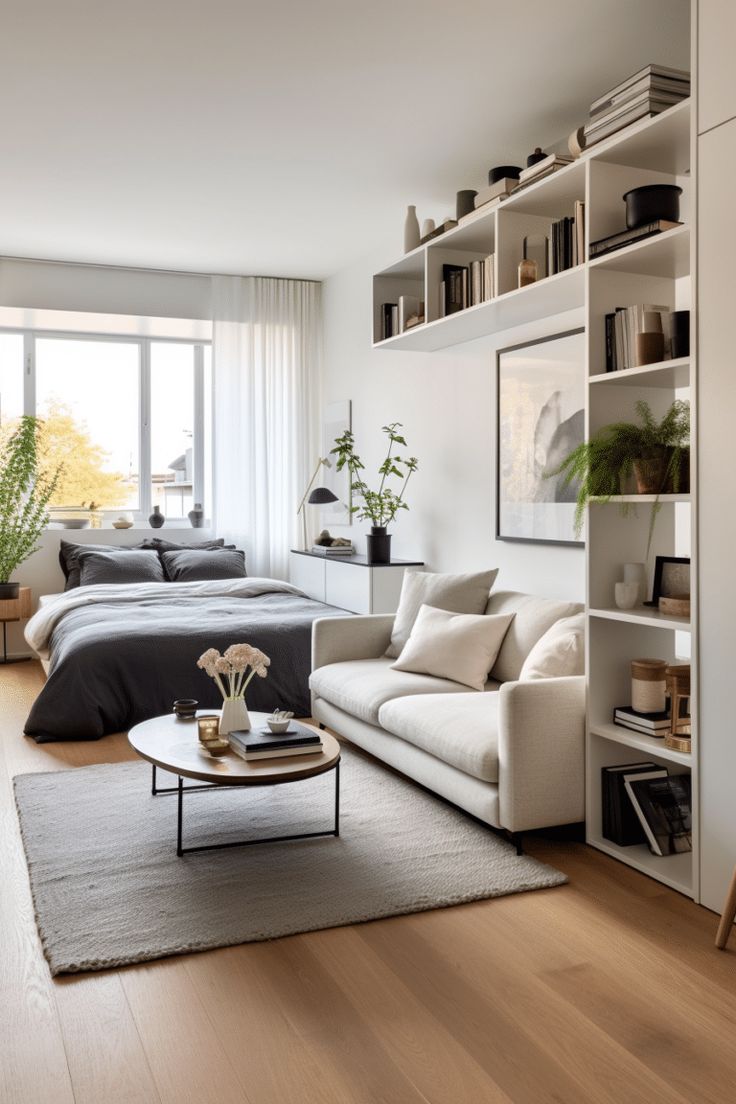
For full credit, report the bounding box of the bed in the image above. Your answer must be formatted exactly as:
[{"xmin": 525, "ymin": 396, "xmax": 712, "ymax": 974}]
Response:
[{"xmin": 24, "ymin": 578, "xmax": 344, "ymax": 742}]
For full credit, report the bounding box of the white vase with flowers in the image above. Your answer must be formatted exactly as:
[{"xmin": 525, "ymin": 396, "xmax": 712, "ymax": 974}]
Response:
[{"xmin": 196, "ymin": 644, "xmax": 271, "ymax": 736}]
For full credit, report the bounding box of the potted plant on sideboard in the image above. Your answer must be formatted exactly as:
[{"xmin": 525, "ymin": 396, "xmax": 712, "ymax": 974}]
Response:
[
  {"xmin": 0, "ymin": 416, "xmax": 60, "ymax": 598},
  {"xmin": 551, "ymin": 399, "xmax": 689, "ymax": 548},
  {"xmin": 331, "ymin": 422, "xmax": 418, "ymax": 564}
]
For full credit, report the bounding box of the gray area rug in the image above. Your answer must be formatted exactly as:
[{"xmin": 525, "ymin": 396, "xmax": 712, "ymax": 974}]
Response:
[{"xmin": 14, "ymin": 747, "xmax": 566, "ymax": 975}]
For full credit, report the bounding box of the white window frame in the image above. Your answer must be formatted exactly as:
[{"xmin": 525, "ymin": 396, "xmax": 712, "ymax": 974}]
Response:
[{"xmin": 1, "ymin": 326, "xmax": 212, "ymax": 524}]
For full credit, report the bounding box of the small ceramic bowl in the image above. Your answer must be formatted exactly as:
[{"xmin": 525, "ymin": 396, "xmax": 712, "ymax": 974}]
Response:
[
  {"xmin": 267, "ymin": 717, "xmax": 291, "ymax": 734},
  {"xmin": 202, "ymin": 739, "xmax": 230, "ymax": 757},
  {"xmin": 173, "ymin": 698, "xmax": 198, "ymax": 719}
]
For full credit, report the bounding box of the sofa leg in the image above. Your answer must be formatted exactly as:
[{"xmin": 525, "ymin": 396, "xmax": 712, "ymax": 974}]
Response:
[{"xmin": 511, "ymin": 832, "xmax": 524, "ymax": 856}]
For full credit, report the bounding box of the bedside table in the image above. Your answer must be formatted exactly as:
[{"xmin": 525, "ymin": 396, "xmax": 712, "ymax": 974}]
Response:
[
  {"xmin": 0, "ymin": 587, "xmax": 32, "ymax": 664},
  {"xmin": 289, "ymin": 551, "xmax": 423, "ymax": 614}
]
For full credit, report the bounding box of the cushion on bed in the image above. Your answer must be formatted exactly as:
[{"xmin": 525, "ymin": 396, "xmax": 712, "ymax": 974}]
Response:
[
  {"xmin": 59, "ymin": 540, "xmax": 148, "ymax": 590},
  {"xmin": 144, "ymin": 538, "xmax": 231, "ymax": 553},
  {"xmin": 160, "ymin": 548, "xmax": 246, "ymax": 582},
  {"xmin": 77, "ymin": 549, "xmax": 166, "ymax": 586}
]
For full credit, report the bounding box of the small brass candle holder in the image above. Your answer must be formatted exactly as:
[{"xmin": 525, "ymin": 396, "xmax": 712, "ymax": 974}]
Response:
[{"xmin": 197, "ymin": 715, "xmax": 221, "ymax": 743}]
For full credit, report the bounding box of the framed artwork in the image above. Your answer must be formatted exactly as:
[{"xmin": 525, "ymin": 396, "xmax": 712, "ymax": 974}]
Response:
[
  {"xmin": 647, "ymin": 556, "xmax": 691, "ymax": 605},
  {"xmin": 321, "ymin": 400, "xmax": 352, "ymax": 524},
  {"xmin": 496, "ymin": 328, "xmax": 585, "ymax": 545}
]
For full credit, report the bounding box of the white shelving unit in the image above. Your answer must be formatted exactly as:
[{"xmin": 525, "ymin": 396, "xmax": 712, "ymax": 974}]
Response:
[{"xmin": 373, "ymin": 98, "xmax": 698, "ymax": 900}]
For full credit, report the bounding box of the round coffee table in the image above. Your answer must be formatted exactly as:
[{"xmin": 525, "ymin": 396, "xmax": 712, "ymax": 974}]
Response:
[{"xmin": 128, "ymin": 711, "xmax": 340, "ymax": 856}]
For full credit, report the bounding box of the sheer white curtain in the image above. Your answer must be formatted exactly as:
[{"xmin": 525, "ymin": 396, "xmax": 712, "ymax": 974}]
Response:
[{"xmin": 212, "ymin": 276, "xmax": 321, "ymax": 579}]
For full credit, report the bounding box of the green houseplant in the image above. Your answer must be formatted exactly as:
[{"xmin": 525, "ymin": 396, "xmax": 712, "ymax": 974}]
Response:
[
  {"xmin": 551, "ymin": 399, "xmax": 690, "ymax": 545},
  {"xmin": 331, "ymin": 422, "xmax": 418, "ymax": 563},
  {"xmin": 0, "ymin": 416, "xmax": 60, "ymax": 597}
]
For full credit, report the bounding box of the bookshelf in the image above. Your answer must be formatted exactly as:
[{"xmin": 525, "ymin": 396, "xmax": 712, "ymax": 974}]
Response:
[{"xmin": 373, "ymin": 99, "xmax": 697, "ymax": 900}]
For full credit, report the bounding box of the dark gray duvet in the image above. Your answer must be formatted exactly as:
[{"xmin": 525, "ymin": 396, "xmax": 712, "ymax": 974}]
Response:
[{"xmin": 25, "ymin": 585, "xmax": 344, "ymax": 742}]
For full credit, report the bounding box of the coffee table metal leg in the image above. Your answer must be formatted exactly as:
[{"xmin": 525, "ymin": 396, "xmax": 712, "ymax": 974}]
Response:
[
  {"xmin": 334, "ymin": 758, "xmax": 340, "ymax": 837},
  {"xmin": 177, "ymin": 775, "xmax": 184, "ymax": 857}
]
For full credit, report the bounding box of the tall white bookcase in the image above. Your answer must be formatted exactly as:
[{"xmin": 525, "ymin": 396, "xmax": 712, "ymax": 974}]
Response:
[{"xmin": 373, "ymin": 99, "xmax": 698, "ymax": 898}]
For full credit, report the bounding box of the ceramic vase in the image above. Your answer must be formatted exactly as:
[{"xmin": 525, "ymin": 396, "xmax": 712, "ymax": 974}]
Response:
[
  {"xmin": 149, "ymin": 505, "xmax": 165, "ymax": 529},
  {"xmin": 623, "ymin": 562, "xmax": 647, "ymax": 604},
  {"xmin": 188, "ymin": 502, "xmax": 204, "ymax": 528},
  {"xmin": 366, "ymin": 526, "xmax": 391, "ymax": 565},
  {"xmin": 219, "ymin": 698, "xmax": 250, "ymax": 736},
  {"xmin": 614, "ymin": 582, "xmax": 639, "ymax": 610},
  {"xmin": 404, "ymin": 206, "xmax": 420, "ymax": 252},
  {"xmin": 421, "ymin": 218, "xmax": 435, "ymax": 239}
]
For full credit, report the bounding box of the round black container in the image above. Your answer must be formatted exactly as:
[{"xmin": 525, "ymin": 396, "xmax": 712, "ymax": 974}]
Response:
[
  {"xmin": 456, "ymin": 190, "xmax": 478, "ymax": 219},
  {"xmin": 622, "ymin": 184, "xmax": 682, "ymax": 230},
  {"xmin": 488, "ymin": 164, "xmax": 521, "ymax": 184},
  {"xmin": 366, "ymin": 526, "xmax": 391, "ymax": 565},
  {"xmin": 0, "ymin": 582, "xmax": 19, "ymax": 599}
]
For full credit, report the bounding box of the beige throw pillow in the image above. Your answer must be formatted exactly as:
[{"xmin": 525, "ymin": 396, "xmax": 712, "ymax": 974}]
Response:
[
  {"xmin": 386, "ymin": 569, "xmax": 499, "ymax": 658},
  {"xmin": 518, "ymin": 613, "xmax": 585, "ymax": 681},
  {"xmin": 391, "ymin": 604, "xmax": 514, "ymax": 691}
]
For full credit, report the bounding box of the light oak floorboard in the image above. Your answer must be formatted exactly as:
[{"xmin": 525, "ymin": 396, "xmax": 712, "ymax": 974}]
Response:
[{"xmin": 2, "ymin": 661, "xmax": 736, "ymax": 1104}]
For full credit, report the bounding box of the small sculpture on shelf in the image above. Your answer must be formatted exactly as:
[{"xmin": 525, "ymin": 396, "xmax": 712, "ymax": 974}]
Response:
[{"xmin": 314, "ymin": 529, "xmax": 352, "ymax": 548}]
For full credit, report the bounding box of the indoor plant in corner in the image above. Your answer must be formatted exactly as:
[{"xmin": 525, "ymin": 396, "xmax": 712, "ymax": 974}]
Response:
[
  {"xmin": 0, "ymin": 416, "xmax": 60, "ymax": 599},
  {"xmin": 551, "ymin": 399, "xmax": 690, "ymax": 548},
  {"xmin": 331, "ymin": 422, "xmax": 418, "ymax": 564}
]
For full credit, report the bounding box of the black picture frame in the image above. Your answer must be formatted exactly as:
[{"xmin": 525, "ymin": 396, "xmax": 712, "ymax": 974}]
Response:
[
  {"xmin": 496, "ymin": 328, "xmax": 585, "ymax": 546},
  {"xmin": 646, "ymin": 556, "xmax": 691, "ymax": 606}
]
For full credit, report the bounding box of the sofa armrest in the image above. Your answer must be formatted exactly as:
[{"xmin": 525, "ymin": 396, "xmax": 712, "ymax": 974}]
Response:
[
  {"xmin": 312, "ymin": 614, "xmax": 395, "ymax": 671},
  {"xmin": 498, "ymin": 676, "xmax": 586, "ymax": 833}
]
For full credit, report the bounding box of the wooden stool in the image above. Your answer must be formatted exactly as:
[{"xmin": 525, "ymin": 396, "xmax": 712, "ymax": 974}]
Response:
[
  {"xmin": 716, "ymin": 866, "xmax": 736, "ymax": 950},
  {"xmin": 0, "ymin": 587, "xmax": 32, "ymax": 664}
]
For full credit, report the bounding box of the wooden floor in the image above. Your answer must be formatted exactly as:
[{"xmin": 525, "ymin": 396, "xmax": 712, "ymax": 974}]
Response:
[{"xmin": 2, "ymin": 663, "xmax": 735, "ymax": 1104}]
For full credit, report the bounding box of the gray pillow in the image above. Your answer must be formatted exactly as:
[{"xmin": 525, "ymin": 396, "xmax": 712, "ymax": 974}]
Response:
[
  {"xmin": 60, "ymin": 540, "xmax": 147, "ymax": 590},
  {"xmin": 77, "ymin": 549, "xmax": 166, "ymax": 586},
  {"xmin": 144, "ymin": 538, "xmax": 231, "ymax": 553},
  {"xmin": 386, "ymin": 569, "xmax": 500, "ymax": 658},
  {"xmin": 161, "ymin": 548, "xmax": 246, "ymax": 582}
]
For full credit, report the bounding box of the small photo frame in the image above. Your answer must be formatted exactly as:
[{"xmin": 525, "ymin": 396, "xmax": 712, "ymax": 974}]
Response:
[{"xmin": 647, "ymin": 556, "xmax": 691, "ymax": 606}]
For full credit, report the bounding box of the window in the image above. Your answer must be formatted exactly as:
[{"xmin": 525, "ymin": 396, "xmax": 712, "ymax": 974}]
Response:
[{"xmin": 0, "ymin": 329, "xmax": 212, "ymax": 521}]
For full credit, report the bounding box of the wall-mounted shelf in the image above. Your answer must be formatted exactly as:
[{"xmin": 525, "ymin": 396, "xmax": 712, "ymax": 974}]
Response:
[
  {"xmin": 589, "ymin": 606, "xmax": 690, "ymax": 631},
  {"xmin": 589, "ymin": 357, "xmax": 690, "ymax": 388},
  {"xmin": 588, "ymin": 225, "xmax": 690, "ymax": 278},
  {"xmin": 590, "ymin": 722, "xmax": 692, "ymax": 767},
  {"xmin": 588, "ymin": 835, "xmax": 692, "ymax": 896}
]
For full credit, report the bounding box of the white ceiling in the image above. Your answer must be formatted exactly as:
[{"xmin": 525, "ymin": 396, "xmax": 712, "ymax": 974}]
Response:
[{"xmin": 0, "ymin": 0, "xmax": 690, "ymax": 280}]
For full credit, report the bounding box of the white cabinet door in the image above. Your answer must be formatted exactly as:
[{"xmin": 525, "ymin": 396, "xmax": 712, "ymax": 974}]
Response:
[
  {"xmin": 698, "ymin": 119, "xmax": 736, "ymax": 913},
  {"xmin": 699, "ymin": 0, "xmax": 736, "ymax": 134},
  {"xmin": 289, "ymin": 553, "xmax": 326, "ymax": 602},
  {"xmin": 325, "ymin": 560, "xmax": 371, "ymax": 614}
]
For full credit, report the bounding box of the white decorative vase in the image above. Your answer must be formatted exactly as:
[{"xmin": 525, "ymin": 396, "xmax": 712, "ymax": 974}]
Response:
[
  {"xmin": 421, "ymin": 218, "xmax": 435, "ymax": 239},
  {"xmin": 404, "ymin": 205, "xmax": 420, "ymax": 252},
  {"xmin": 219, "ymin": 698, "xmax": 250, "ymax": 736},
  {"xmin": 614, "ymin": 582, "xmax": 639, "ymax": 610},
  {"xmin": 623, "ymin": 562, "xmax": 647, "ymax": 604}
]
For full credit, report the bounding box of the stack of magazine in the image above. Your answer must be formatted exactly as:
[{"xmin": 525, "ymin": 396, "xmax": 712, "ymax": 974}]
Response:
[
  {"xmin": 229, "ymin": 721, "xmax": 323, "ymax": 762},
  {"xmin": 571, "ymin": 64, "xmax": 690, "ymax": 155},
  {"xmin": 602, "ymin": 762, "xmax": 692, "ymax": 855}
]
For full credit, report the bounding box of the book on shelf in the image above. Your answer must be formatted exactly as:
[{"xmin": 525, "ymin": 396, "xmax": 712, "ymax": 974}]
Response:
[
  {"xmin": 380, "ymin": 302, "xmax": 399, "ymax": 341},
  {"xmin": 586, "ymin": 95, "xmax": 687, "ymax": 139},
  {"xmin": 590, "ymin": 87, "xmax": 690, "ymax": 126},
  {"xmin": 544, "ymin": 204, "xmax": 584, "ymax": 277},
  {"xmin": 589, "ymin": 219, "xmax": 681, "ymax": 260},
  {"xmin": 517, "ymin": 154, "xmax": 573, "ymax": 186},
  {"xmin": 440, "ymin": 263, "xmax": 467, "ymax": 315},
  {"xmin": 606, "ymin": 303, "xmax": 670, "ymax": 372},
  {"xmin": 589, "ymin": 64, "xmax": 690, "ymax": 116},
  {"xmin": 473, "ymin": 178, "xmax": 517, "ymax": 209},
  {"xmin": 440, "ymin": 256, "xmax": 494, "ymax": 316},
  {"xmin": 614, "ymin": 705, "xmax": 672, "ymax": 732},
  {"xmin": 624, "ymin": 771, "xmax": 692, "ymax": 856},
  {"xmin": 602, "ymin": 761, "xmax": 661, "ymax": 847}
]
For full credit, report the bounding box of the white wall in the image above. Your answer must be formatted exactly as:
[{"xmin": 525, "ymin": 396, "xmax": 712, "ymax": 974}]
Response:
[{"xmin": 321, "ymin": 248, "xmax": 586, "ymax": 601}]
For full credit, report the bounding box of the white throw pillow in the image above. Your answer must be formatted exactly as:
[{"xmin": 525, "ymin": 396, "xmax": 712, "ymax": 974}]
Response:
[
  {"xmin": 386, "ymin": 569, "xmax": 499, "ymax": 658},
  {"xmin": 518, "ymin": 612, "xmax": 585, "ymax": 681},
  {"xmin": 391, "ymin": 604, "xmax": 514, "ymax": 691}
]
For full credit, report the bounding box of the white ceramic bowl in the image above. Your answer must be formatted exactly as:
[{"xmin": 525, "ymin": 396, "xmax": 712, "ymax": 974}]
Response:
[{"xmin": 267, "ymin": 718, "xmax": 291, "ymax": 734}]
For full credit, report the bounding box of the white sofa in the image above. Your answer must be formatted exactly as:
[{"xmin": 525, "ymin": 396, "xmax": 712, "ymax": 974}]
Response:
[{"xmin": 310, "ymin": 590, "xmax": 586, "ymax": 848}]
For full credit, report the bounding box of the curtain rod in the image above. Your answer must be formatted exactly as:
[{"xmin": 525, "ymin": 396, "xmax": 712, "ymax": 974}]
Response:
[{"xmin": 0, "ymin": 253, "xmax": 321, "ymax": 285}]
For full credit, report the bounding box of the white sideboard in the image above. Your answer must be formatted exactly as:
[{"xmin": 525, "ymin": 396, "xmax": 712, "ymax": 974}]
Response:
[{"xmin": 289, "ymin": 551, "xmax": 423, "ymax": 615}]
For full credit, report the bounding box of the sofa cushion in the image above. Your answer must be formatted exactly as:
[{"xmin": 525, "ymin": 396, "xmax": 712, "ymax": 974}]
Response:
[
  {"xmin": 378, "ymin": 692, "xmax": 501, "ymax": 783},
  {"xmin": 310, "ymin": 658, "xmax": 498, "ymax": 727},
  {"xmin": 386, "ymin": 569, "xmax": 499, "ymax": 658},
  {"xmin": 519, "ymin": 613, "xmax": 585, "ymax": 680},
  {"xmin": 485, "ymin": 590, "xmax": 584, "ymax": 683},
  {"xmin": 391, "ymin": 605, "xmax": 514, "ymax": 691}
]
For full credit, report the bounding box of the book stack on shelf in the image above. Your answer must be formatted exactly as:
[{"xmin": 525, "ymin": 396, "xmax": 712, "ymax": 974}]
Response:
[
  {"xmin": 380, "ymin": 295, "xmax": 425, "ymax": 339},
  {"xmin": 514, "ymin": 153, "xmax": 573, "ymax": 192},
  {"xmin": 549, "ymin": 201, "xmax": 585, "ymax": 274},
  {"xmin": 613, "ymin": 704, "xmax": 671, "ymax": 737},
  {"xmin": 229, "ymin": 721, "xmax": 323, "ymax": 762},
  {"xmin": 572, "ymin": 64, "xmax": 690, "ymax": 154},
  {"xmin": 440, "ymin": 256, "xmax": 495, "ymax": 316},
  {"xmin": 590, "ymin": 218, "xmax": 682, "ymax": 261},
  {"xmin": 602, "ymin": 763, "xmax": 692, "ymax": 856},
  {"xmin": 471, "ymin": 178, "xmax": 517, "ymax": 216},
  {"xmin": 604, "ymin": 303, "xmax": 671, "ymax": 371}
]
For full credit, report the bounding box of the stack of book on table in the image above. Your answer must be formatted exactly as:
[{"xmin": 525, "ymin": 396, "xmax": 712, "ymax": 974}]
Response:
[
  {"xmin": 575, "ymin": 64, "xmax": 690, "ymax": 153},
  {"xmin": 229, "ymin": 722, "xmax": 323, "ymax": 761},
  {"xmin": 311, "ymin": 544, "xmax": 354, "ymax": 556},
  {"xmin": 602, "ymin": 762, "xmax": 692, "ymax": 856}
]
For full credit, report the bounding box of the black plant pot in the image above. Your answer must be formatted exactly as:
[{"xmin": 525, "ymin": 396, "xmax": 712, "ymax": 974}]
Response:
[
  {"xmin": 366, "ymin": 527, "xmax": 391, "ymax": 565},
  {"xmin": 0, "ymin": 582, "xmax": 20, "ymax": 599}
]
